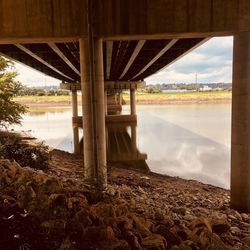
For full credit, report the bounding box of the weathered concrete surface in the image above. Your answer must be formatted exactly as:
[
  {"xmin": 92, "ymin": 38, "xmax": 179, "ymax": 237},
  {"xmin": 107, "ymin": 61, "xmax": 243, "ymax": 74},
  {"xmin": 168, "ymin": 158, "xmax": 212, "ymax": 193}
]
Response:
[
  {"xmin": 72, "ymin": 90, "xmax": 80, "ymax": 154},
  {"xmin": 231, "ymin": 33, "xmax": 250, "ymax": 213},
  {"xmin": 93, "ymin": 0, "xmax": 250, "ymax": 39},
  {"xmin": 80, "ymin": 38, "xmax": 107, "ymax": 188},
  {"xmin": 0, "ymin": 0, "xmax": 87, "ymax": 42},
  {"xmin": 0, "ymin": 0, "xmax": 250, "ymax": 41},
  {"xmin": 130, "ymin": 89, "xmax": 136, "ymax": 116}
]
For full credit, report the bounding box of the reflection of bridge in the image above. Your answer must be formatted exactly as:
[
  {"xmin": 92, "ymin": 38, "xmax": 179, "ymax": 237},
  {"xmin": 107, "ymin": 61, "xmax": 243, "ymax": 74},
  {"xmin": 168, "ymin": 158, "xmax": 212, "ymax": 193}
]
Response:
[
  {"xmin": 1, "ymin": 0, "xmax": 250, "ymax": 212},
  {"xmin": 79, "ymin": 121, "xmax": 148, "ymax": 170},
  {"xmin": 107, "ymin": 122, "xmax": 149, "ymax": 172},
  {"xmin": 107, "ymin": 122, "xmax": 147, "ymax": 160}
]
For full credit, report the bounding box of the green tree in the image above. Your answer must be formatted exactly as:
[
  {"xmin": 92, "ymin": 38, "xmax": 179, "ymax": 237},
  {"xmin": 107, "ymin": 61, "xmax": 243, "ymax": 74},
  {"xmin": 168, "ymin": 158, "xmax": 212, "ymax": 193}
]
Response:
[
  {"xmin": 0, "ymin": 57, "xmax": 27, "ymax": 128},
  {"xmin": 145, "ymin": 87, "xmax": 162, "ymax": 93}
]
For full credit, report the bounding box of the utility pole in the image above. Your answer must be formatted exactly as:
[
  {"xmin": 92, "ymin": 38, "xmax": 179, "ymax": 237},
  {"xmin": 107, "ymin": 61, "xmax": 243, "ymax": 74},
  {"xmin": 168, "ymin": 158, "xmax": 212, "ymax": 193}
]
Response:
[{"xmin": 195, "ymin": 73, "xmax": 198, "ymax": 91}]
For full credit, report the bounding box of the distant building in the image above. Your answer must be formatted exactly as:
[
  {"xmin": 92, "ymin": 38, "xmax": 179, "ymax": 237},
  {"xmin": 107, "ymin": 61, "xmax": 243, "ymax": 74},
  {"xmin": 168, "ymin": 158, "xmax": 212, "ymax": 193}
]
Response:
[{"xmin": 199, "ymin": 85, "xmax": 212, "ymax": 91}]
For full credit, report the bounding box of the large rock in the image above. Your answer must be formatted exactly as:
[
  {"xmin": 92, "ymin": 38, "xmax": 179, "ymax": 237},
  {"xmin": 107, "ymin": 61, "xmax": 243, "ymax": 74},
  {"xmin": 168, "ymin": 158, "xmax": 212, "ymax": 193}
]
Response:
[
  {"xmin": 153, "ymin": 224, "xmax": 181, "ymax": 247},
  {"xmin": 90, "ymin": 202, "xmax": 116, "ymax": 226},
  {"xmin": 141, "ymin": 234, "xmax": 167, "ymax": 249},
  {"xmin": 123, "ymin": 230, "xmax": 142, "ymax": 250},
  {"xmin": 69, "ymin": 208, "xmax": 92, "ymax": 230},
  {"xmin": 115, "ymin": 203, "xmax": 129, "ymax": 217},
  {"xmin": 116, "ymin": 216, "xmax": 134, "ymax": 232},
  {"xmin": 130, "ymin": 213, "xmax": 152, "ymax": 237},
  {"xmin": 187, "ymin": 217, "xmax": 230, "ymax": 249},
  {"xmin": 172, "ymin": 207, "xmax": 186, "ymax": 216},
  {"xmin": 241, "ymin": 213, "xmax": 249, "ymax": 222},
  {"xmin": 42, "ymin": 177, "xmax": 63, "ymax": 194},
  {"xmin": 190, "ymin": 217, "xmax": 212, "ymax": 233},
  {"xmin": 199, "ymin": 229, "xmax": 229, "ymax": 250},
  {"xmin": 48, "ymin": 193, "xmax": 67, "ymax": 207},
  {"xmin": 0, "ymin": 160, "xmax": 23, "ymax": 185},
  {"xmin": 211, "ymin": 219, "xmax": 230, "ymax": 234},
  {"xmin": 82, "ymin": 226, "xmax": 130, "ymax": 250},
  {"xmin": 242, "ymin": 236, "xmax": 250, "ymax": 246}
]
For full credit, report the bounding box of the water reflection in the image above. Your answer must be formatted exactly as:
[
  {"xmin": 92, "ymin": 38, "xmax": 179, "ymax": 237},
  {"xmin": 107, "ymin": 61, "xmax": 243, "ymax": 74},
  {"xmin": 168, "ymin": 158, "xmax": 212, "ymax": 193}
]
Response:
[
  {"xmin": 106, "ymin": 122, "xmax": 149, "ymax": 171},
  {"xmin": 136, "ymin": 104, "xmax": 230, "ymax": 189},
  {"xmin": 12, "ymin": 104, "xmax": 231, "ymax": 189},
  {"xmin": 12, "ymin": 107, "xmax": 76, "ymax": 152}
]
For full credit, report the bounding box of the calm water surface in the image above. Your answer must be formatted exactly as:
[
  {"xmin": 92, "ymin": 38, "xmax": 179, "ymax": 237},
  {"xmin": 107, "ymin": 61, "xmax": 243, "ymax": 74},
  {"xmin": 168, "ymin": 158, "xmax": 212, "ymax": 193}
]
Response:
[{"xmin": 13, "ymin": 104, "xmax": 231, "ymax": 189}]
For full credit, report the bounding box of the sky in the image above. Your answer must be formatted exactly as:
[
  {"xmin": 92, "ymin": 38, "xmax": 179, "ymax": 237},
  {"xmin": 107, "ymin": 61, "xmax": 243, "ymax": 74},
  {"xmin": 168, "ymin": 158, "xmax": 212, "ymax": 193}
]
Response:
[{"xmin": 15, "ymin": 36, "xmax": 233, "ymax": 87}]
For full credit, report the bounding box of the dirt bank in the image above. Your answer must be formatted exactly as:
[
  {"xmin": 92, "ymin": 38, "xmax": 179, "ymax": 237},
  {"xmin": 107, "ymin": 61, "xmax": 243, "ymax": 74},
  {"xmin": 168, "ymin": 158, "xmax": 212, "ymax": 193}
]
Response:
[
  {"xmin": 0, "ymin": 132, "xmax": 249, "ymax": 250},
  {"xmin": 16, "ymin": 99, "xmax": 231, "ymax": 108}
]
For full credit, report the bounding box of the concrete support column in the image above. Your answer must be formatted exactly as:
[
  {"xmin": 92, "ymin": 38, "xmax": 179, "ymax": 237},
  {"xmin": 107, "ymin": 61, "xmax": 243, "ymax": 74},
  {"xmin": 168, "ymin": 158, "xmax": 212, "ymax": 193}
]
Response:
[
  {"xmin": 119, "ymin": 93, "xmax": 122, "ymax": 105},
  {"xmin": 72, "ymin": 90, "xmax": 80, "ymax": 154},
  {"xmin": 115, "ymin": 93, "xmax": 118, "ymax": 104},
  {"xmin": 130, "ymin": 89, "xmax": 136, "ymax": 115},
  {"xmin": 104, "ymin": 90, "xmax": 108, "ymax": 116},
  {"xmin": 131, "ymin": 124, "xmax": 137, "ymax": 153},
  {"xmin": 231, "ymin": 32, "xmax": 250, "ymax": 212},
  {"xmin": 80, "ymin": 37, "xmax": 107, "ymax": 189}
]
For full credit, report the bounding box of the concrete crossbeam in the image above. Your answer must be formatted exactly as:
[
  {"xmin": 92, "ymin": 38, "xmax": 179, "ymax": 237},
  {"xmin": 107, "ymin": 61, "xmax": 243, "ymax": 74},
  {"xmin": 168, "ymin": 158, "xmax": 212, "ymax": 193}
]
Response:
[{"xmin": 61, "ymin": 81, "xmax": 146, "ymax": 90}]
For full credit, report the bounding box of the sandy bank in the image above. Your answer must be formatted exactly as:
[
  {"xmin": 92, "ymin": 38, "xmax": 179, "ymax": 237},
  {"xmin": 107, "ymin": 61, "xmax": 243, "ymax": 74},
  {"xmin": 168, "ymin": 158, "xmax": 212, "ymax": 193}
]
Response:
[{"xmin": 14, "ymin": 92, "xmax": 232, "ymax": 108}]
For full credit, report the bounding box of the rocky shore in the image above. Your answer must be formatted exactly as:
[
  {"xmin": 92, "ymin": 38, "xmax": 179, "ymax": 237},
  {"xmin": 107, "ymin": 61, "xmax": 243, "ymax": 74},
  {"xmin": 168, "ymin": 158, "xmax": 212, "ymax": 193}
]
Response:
[{"xmin": 0, "ymin": 139, "xmax": 250, "ymax": 249}]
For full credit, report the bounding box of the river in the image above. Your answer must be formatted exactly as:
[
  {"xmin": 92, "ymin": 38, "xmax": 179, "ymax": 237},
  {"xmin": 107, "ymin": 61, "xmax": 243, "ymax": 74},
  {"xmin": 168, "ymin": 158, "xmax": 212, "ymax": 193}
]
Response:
[{"xmin": 12, "ymin": 103, "xmax": 231, "ymax": 189}]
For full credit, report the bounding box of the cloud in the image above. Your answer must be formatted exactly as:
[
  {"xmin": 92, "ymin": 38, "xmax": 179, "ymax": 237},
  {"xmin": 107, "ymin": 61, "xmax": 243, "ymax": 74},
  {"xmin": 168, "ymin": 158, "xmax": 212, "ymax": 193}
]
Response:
[
  {"xmin": 146, "ymin": 36, "xmax": 233, "ymax": 84},
  {"xmin": 15, "ymin": 63, "xmax": 60, "ymax": 87}
]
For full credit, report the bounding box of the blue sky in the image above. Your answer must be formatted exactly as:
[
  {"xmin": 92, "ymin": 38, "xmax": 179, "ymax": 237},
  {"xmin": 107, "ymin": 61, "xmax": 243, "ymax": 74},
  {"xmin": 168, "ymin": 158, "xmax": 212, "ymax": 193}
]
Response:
[{"xmin": 15, "ymin": 36, "xmax": 233, "ymax": 86}]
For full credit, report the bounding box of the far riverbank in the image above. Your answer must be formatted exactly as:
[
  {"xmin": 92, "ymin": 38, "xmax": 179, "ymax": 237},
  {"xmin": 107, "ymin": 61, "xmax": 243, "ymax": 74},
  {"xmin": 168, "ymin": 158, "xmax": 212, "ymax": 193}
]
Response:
[{"xmin": 14, "ymin": 91, "xmax": 232, "ymax": 107}]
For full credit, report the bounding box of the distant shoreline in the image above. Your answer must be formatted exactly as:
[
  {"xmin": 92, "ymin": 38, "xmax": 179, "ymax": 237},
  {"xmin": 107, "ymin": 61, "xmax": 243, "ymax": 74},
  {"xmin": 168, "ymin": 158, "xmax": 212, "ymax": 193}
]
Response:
[{"xmin": 14, "ymin": 91, "xmax": 232, "ymax": 108}]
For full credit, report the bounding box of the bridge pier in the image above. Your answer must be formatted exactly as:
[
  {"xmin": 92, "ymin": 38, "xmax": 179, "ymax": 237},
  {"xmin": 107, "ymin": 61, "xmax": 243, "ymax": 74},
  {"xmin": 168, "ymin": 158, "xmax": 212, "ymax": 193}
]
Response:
[
  {"xmin": 118, "ymin": 92, "xmax": 122, "ymax": 106},
  {"xmin": 80, "ymin": 37, "xmax": 107, "ymax": 189},
  {"xmin": 104, "ymin": 90, "xmax": 108, "ymax": 116},
  {"xmin": 131, "ymin": 123, "xmax": 137, "ymax": 153},
  {"xmin": 130, "ymin": 89, "xmax": 136, "ymax": 115},
  {"xmin": 231, "ymin": 32, "xmax": 250, "ymax": 212},
  {"xmin": 72, "ymin": 89, "xmax": 80, "ymax": 154}
]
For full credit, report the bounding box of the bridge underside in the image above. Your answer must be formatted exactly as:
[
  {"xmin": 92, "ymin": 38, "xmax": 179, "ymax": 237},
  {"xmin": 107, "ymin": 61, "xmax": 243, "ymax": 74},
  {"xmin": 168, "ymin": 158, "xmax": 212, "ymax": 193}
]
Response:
[
  {"xmin": 0, "ymin": 0, "xmax": 250, "ymax": 212},
  {"xmin": 0, "ymin": 38, "xmax": 206, "ymax": 83}
]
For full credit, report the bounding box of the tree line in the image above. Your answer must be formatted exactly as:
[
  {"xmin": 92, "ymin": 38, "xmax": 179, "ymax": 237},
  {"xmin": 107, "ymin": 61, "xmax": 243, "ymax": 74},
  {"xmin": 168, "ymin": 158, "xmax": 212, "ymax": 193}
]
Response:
[{"xmin": 17, "ymin": 86, "xmax": 69, "ymax": 96}]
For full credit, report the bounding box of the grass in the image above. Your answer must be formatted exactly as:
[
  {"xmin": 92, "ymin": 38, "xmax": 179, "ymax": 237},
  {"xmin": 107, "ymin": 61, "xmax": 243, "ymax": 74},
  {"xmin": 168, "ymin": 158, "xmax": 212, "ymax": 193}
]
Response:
[
  {"xmin": 14, "ymin": 90, "xmax": 232, "ymax": 106},
  {"xmin": 14, "ymin": 95, "xmax": 72, "ymax": 103},
  {"xmin": 123, "ymin": 90, "xmax": 232, "ymax": 103}
]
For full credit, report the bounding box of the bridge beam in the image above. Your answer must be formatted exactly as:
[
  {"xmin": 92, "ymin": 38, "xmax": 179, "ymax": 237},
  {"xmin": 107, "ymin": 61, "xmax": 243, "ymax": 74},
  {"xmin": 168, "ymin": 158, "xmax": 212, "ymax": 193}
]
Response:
[
  {"xmin": 80, "ymin": 37, "xmax": 107, "ymax": 189},
  {"xmin": 132, "ymin": 39, "xmax": 178, "ymax": 80},
  {"xmin": 15, "ymin": 44, "xmax": 74, "ymax": 81},
  {"xmin": 231, "ymin": 32, "xmax": 250, "ymax": 212},
  {"xmin": 48, "ymin": 42, "xmax": 81, "ymax": 76}
]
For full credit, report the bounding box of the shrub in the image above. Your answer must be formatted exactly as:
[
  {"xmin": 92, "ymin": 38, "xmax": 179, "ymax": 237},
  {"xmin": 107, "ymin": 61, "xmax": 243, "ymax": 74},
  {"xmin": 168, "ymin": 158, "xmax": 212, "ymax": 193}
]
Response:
[
  {"xmin": 0, "ymin": 135, "xmax": 50, "ymax": 170},
  {"xmin": 0, "ymin": 56, "xmax": 27, "ymax": 128}
]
